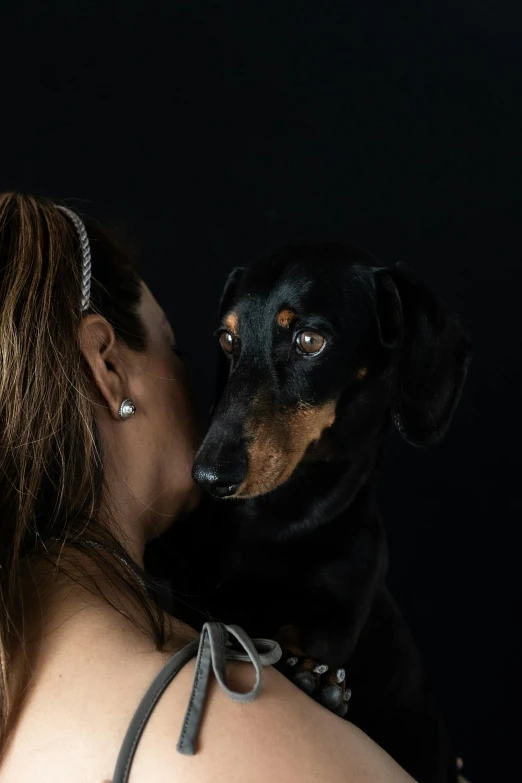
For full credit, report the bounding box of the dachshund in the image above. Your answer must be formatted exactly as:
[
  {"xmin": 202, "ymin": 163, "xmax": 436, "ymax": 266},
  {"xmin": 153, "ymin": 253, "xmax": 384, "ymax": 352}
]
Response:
[{"xmin": 178, "ymin": 242, "xmax": 471, "ymax": 783}]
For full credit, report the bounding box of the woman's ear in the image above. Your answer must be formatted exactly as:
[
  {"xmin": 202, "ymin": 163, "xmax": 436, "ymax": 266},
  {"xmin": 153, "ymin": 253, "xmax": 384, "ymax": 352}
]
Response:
[
  {"xmin": 79, "ymin": 314, "xmax": 130, "ymax": 419},
  {"xmin": 374, "ymin": 263, "xmax": 473, "ymax": 448}
]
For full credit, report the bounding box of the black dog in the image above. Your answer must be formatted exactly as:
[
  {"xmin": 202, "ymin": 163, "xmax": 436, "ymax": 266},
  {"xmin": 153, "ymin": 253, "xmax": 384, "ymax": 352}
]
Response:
[{"xmin": 179, "ymin": 243, "xmax": 471, "ymax": 783}]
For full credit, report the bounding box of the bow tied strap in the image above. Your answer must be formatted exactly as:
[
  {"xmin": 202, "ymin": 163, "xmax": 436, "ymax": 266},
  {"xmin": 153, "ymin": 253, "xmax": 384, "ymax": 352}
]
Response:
[{"xmin": 112, "ymin": 621, "xmax": 281, "ymax": 782}]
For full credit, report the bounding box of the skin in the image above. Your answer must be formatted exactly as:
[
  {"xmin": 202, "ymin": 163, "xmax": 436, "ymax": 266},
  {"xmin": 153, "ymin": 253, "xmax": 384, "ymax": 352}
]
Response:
[{"xmin": 0, "ymin": 283, "xmax": 416, "ymax": 783}]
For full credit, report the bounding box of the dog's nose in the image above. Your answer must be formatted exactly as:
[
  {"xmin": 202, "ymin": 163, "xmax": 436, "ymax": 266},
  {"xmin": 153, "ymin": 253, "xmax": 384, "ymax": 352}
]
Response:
[{"xmin": 192, "ymin": 459, "xmax": 247, "ymax": 498}]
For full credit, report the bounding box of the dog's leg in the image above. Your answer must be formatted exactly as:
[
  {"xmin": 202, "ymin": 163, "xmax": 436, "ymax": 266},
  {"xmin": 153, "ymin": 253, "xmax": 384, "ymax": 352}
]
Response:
[{"xmin": 298, "ymin": 513, "xmax": 388, "ymax": 668}]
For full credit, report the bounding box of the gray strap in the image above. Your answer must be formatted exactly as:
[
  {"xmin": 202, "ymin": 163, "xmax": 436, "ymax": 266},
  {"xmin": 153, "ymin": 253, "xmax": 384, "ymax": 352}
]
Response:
[{"xmin": 112, "ymin": 622, "xmax": 281, "ymax": 782}]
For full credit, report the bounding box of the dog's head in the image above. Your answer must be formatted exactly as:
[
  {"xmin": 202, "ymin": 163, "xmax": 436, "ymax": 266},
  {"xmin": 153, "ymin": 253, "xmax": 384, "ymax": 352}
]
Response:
[{"xmin": 193, "ymin": 243, "xmax": 472, "ymax": 499}]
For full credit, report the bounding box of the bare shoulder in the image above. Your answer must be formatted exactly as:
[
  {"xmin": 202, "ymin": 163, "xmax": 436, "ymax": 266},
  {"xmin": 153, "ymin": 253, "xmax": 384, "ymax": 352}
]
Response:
[
  {"xmin": 1, "ymin": 597, "xmax": 415, "ymax": 783},
  {"xmin": 131, "ymin": 660, "xmax": 417, "ymax": 783},
  {"xmin": 0, "ymin": 604, "xmax": 197, "ymax": 783}
]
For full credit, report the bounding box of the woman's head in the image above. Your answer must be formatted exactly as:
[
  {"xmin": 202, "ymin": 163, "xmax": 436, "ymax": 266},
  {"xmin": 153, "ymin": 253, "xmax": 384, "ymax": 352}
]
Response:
[
  {"xmin": 0, "ymin": 192, "xmax": 199, "ymax": 742},
  {"xmin": 78, "ymin": 273, "xmax": 200, "ymax": 549}
]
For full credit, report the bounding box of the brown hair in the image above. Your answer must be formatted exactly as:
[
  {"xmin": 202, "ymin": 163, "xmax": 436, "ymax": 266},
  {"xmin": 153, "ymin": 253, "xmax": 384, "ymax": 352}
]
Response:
[{"xmin": 0, "ymin": 192, "xmax": 169, "ymax": 753}]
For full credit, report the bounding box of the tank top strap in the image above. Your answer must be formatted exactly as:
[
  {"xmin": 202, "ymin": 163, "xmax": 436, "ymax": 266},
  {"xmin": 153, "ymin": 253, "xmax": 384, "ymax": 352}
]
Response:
[{"xmin": 112, "ymin": 621, "xmax": 281, "ymax": 783}]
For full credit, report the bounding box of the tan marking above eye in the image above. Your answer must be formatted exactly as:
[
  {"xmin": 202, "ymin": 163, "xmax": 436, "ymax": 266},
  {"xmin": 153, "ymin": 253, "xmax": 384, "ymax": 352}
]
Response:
[
  {"xmin": 219, "ymin": 331, "xmax": 234, "ymax": 352},
  {"xmin": 296, "ymin": 331, "xmax": 326, "ymax": 354},
  {"xmin": 224, "ymin": 312, "xmax": 239, "ymax": 335},
  {"xmin": 355, "ymin": 366, "xmax": 368, "ymax": 380},
  {"xmin": 277, "ymin": 308, "xmax": 297, "ymax": 328}
]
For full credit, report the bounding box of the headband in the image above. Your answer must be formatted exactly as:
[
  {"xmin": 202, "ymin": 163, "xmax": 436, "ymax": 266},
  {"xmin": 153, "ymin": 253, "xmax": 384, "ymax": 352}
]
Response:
[{"xmin": 57, "ymin": 205, "xmax": 92, "ymax": 312}]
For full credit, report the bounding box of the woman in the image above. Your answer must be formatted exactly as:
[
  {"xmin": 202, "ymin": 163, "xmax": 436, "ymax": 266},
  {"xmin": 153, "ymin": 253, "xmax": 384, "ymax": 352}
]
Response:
[{"xmin": 0, "ymin": 192, "xmax": 415, "ymax": 782}]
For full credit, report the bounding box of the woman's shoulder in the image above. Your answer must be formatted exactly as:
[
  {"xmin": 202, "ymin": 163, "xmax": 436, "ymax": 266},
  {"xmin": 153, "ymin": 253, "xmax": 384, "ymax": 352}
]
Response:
[
  {"xmin": 2, "ymin": 610, "xmax": 414, "ymax": 783},
  {"xmin": 130, "ymin": 656, "xmax": 416, "ymax": 783}
]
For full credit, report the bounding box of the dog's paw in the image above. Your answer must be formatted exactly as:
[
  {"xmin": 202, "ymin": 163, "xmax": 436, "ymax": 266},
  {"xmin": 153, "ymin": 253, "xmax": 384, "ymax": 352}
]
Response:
[{"xmin": 277, "ymin": 649, "xmax": 351, "ymax": 717}]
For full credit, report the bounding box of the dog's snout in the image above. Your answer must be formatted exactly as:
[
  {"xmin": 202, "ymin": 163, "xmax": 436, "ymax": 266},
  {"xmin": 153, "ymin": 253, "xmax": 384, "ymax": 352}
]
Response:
[{"xmin": 192, "ymin": 448, "xmax": 248, "ymax": 498}]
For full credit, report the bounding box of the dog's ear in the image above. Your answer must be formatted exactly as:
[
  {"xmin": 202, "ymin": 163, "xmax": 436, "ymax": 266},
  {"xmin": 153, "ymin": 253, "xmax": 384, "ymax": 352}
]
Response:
[
  {"xmin": 218, "ymin": 266, "xmax": 244, "ymax": 320},
  {"xmin": 212, "ymin": 267, "xmax": 245, "ymax": 410},
  {"xmin": 373, "ymin": 268, "xmax": 403, "ymax": 349},
  {"xmin": 374, "ymin": 263, "xmax": 472, "ymax": 447}
]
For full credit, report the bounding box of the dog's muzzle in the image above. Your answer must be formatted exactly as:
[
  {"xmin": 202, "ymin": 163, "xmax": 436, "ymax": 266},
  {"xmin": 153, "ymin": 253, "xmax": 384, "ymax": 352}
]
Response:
[{"xmin": 192, "ymin": 440, "xmax": 248, "ymax": 498}]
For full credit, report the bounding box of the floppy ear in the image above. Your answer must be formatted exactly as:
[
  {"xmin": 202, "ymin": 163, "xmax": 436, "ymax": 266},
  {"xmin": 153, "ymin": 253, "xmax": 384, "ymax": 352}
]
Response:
[
  {"xmin": 374, "ymin": 263, "xmax": 472, "ymax": 447},
  {"xmin": 212, "ymin": 267, "xmax": 245, "ymax": 410},
  {"xmin": 218, "ymin": 266, "xmax": 244, "ymax": 320}
]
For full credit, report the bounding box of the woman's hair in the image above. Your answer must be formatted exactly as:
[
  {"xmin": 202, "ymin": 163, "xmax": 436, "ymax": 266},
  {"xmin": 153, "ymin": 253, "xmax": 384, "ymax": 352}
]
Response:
[{"xmin": 0, "ymin": 192, "xmax": 169, "ymax": 752}]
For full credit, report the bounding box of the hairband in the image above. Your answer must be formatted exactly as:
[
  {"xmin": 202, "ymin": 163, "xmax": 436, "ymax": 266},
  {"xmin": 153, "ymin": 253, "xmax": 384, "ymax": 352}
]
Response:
[{"xmin": 57, "ymin": 205, "xmax": 92, "ymax": 312}]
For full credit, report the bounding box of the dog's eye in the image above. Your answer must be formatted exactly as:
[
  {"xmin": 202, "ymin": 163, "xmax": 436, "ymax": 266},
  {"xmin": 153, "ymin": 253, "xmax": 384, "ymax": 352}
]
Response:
[
  {"xmin": 219, "ymin": 331, "xmax": 234, "ymax": 353},
  {"xmin": 296, "ymin": 331, "xmax": 326, "ymax": 355}
]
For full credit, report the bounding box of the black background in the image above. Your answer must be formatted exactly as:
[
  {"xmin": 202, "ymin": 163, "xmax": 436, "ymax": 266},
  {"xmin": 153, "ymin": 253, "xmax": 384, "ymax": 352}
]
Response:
[{"xmin": 1, "ymin": 2, "xmax": 520, "ymax": 780}]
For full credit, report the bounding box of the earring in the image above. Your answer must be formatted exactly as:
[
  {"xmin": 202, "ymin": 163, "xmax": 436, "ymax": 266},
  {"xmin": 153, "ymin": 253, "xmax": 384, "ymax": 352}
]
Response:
[{"xmin": 118, "ymin": 398, "xmax": 136, "ymax": 420}]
